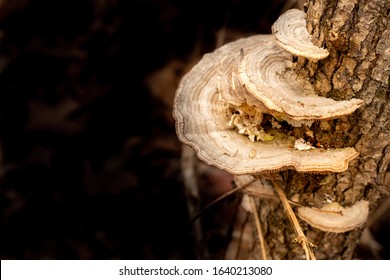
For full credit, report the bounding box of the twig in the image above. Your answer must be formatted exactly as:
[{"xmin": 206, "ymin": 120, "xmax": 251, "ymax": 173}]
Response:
[
  {"xmin": 249, "ymin": 196, "xmax": 267, "ymax": 260},
  {"xmin": 190, "ymin": 178, "xmax": 256, "ymax": 224},
  {"xmin": 271, "ymin": 178, "xmax": 317, "ymax": 260}
]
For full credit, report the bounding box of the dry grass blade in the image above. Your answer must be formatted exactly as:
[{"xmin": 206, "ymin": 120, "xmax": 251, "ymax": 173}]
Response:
[
  {"xmin": 249, "ymin": 196, "xmax": 267, "ymax": 260},
  {"xmin": 190, "ymin": 178, "xmax": 256, "ymax": 224},
  {"xmin": 271, "ymin": 178, "xmax": 317, "ymax": 260}
]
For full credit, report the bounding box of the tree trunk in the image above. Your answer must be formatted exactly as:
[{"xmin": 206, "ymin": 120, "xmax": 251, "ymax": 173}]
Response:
[{"xmin": 251, "ymin": 0, "xmax": 390, "ymax": 260}]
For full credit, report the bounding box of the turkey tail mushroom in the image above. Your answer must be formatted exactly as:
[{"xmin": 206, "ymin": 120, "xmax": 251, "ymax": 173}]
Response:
[
  {"xmin": 173, "ymin": 8, "xmax": 366, "ymax": 174},
  {"xmin": 238, "ymin": 40, "xmax": 364, "ymax": 121},
  {"xmin": 297, "ymin": 200, "xmax": 369, "ymax": 233},
  {"xmin": 271, "ymin": 8, "xmax": 329, "ymax": 61},
  {"xmin": 173, "ymin": 35, "xmax": 360, "ymax": 174}
]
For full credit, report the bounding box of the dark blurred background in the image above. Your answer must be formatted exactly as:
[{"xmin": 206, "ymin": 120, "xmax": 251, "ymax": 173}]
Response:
[{"xmin": 0, "ymin": 0, "xmax": 312, "ymax": 260}]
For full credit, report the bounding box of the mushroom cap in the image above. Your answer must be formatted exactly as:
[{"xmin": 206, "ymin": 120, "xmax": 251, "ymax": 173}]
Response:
[
  {"xmin": 297, "ymin": 200, "xmax": 369, "ymax": 233},
  {"xmin": 218, "ymin": 36, "xmax": 271, "ymax": 108},
  {"xmin": 272, "ymin": 9, "xmax": 329, "ymax": 61},
  {"xmin": 173, "ymin": 35, "xmax": 360, "ymax": 174},
  {"xmin": 238, "ymin": 41, "xmax": 364, "ymax": 120}
]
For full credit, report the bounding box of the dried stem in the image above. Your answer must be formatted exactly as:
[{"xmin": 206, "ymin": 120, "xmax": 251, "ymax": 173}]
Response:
[
  {"xmin": 271, "ymin": 178, "xmax": 317, "ymax": 260},
  {"xmin": 190, "ymin": 178, "xmax": 256, "ymax": 223},
  {"xmin": 249, "ymin": 196, "xmax": 267, "ymax": 260}
]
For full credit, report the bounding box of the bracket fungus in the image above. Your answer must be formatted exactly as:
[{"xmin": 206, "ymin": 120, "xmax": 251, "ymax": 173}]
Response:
[
  {"xmin": 238, "ymin": 40, "xmax": 363, "ymax": 121},
  {"xmin": 173, "ymin": 10, "xmax": 363, "ymax": 175},
  {"xmin": 297, "ymin": 200, "xmax": 369, "ymax": 233},
  {"xmin": 271, "ymin": 9, "xmax": 329, "ymax": 61}
]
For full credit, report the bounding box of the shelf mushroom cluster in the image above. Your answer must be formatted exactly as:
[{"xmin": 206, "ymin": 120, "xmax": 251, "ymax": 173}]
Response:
[{"xmin": 173, "ymin": 9, "xmax": 364, "ymax": 175}]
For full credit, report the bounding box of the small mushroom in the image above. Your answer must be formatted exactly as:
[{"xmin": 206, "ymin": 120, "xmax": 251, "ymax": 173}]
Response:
[
  {"xmin": 238, "ymin": 40, "xmax": 364, "ymax": 121},
  {"xmin": 297, "ymin": 200, "xmax": 369, "ymax": 233},
  {"xmin": 173, "ymin": 36, "xmax": 359, "ymax": 174},
  {"xmin": 271, "ymin": 9, "xmax": 329, "ymax": 61}
]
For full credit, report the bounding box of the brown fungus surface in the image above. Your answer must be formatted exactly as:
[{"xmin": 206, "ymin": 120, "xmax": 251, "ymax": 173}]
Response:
[
  {"xmin": 173, "ymin": 35, "xmax": 360, "ymax": 174},
  {"xmin": 271, "ymin": 9, "xmax": 329, "ymax": 61}
]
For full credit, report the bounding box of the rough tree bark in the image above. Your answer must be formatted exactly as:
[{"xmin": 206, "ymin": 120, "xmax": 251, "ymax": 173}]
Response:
[{"xmin": 251, "ymin": 0, "xmax": 390, "ymax": 259}]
